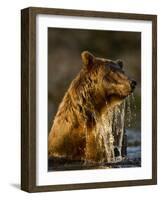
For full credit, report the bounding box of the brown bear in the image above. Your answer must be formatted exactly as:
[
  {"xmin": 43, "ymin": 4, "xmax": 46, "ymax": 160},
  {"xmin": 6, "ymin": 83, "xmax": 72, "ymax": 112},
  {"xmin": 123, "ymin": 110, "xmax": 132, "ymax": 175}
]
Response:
[{"xmin": 48, "ymin": 51, "xmax": 136, "ymax": 164}]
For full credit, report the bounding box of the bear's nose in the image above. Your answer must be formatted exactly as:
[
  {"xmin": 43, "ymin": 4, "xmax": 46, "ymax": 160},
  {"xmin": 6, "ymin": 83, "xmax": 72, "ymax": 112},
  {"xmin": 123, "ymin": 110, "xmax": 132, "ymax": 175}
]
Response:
[{"xmin": 131, "ymin": 80, "xmax": 137, "ymax": 90}]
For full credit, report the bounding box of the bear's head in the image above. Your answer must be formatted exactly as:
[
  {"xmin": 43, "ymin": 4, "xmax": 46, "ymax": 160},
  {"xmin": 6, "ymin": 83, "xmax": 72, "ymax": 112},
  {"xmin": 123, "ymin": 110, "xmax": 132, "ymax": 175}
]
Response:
[{"xmin": 81, "ymin": 51, "xmax": 137, "ymax": 109}]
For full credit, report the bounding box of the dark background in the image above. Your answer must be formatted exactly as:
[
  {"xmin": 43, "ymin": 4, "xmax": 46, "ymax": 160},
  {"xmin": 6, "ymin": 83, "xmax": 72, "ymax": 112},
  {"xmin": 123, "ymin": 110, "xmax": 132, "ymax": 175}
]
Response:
[{"xmin": 48, "ymin": 28, "xmax": 141, "ymax": 152}]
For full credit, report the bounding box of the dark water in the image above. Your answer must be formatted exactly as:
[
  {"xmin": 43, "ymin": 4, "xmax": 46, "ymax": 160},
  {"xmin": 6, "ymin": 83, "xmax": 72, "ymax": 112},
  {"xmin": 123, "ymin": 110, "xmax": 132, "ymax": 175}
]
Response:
[
  {"xmin": 126, "ymin": 129, "xmax": 141, "ymax": 159},
  {"xmin": 111, "ymin": 129, "xmax": 141, "ymax": 168},
  {"xmin": 48, "ymin": 129, "xmax": 141, "ymax": 171}
]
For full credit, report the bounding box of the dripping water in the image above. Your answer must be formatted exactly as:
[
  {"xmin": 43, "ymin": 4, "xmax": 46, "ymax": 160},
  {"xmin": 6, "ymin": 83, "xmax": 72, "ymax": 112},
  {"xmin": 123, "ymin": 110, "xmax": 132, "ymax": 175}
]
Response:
[
  {"xmin": 82, "ymin": 91, "xmax": 137, "ymax": 165},
  {"xmin": 99, "ymin": 108, "xmax": 115, "ymax": 163},
  {"xmin": 131, "ymin": 93, "xmax": 137, "ymax": 127},
  {"xmin": 125, "ymin": 93, "xmax": 137, "ymax": 128},
  {"xmin": 126, "ymin": 95, "xmax": 132, "ymax": 128}
]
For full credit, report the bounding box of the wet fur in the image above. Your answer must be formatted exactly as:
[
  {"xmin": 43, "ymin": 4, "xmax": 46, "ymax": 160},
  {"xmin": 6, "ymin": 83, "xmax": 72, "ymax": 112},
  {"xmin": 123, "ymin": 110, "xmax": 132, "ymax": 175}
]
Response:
[{"xmin": 48, "ymin": 51, "xmax": 134, "ymax": 163}]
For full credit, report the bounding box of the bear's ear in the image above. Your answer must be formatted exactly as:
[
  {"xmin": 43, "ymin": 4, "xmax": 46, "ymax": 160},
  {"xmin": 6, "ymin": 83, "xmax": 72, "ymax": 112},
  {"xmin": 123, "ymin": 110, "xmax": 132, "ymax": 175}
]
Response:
[
  {"xmin": 116, "ymin": 59, "xmax": 123, "ymax": 69},
  {"xmin": 81, "ymin": 51, "xmax": 95, "ymax": 69}
]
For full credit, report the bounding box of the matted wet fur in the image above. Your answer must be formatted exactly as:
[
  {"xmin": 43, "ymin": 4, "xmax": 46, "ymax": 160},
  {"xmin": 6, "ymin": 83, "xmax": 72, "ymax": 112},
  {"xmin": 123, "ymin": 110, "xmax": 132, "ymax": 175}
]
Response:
[{"xmin": 48, "ymin": 51, "xmax": 136, "ymax": 164}]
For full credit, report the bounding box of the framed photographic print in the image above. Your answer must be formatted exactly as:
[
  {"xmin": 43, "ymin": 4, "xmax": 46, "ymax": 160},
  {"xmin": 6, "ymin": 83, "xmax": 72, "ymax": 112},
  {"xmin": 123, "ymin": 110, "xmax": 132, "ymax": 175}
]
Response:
[{"xmin": 21, "ymin": 7, "xmax": 157, "ymax": 192}]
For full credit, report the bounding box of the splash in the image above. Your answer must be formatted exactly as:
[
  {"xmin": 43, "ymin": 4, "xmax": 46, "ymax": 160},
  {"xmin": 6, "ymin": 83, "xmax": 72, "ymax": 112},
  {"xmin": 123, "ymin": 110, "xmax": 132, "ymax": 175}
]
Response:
[
  {"xmin": 99, "ymin": 109, "xmax": 115, "ymax": 163},
  {"xmin": 112, "ymin": 102, "xmax": 126, "ymax": 161},
  {"xmin": 81, "ymin": 91, "xmax": 136, "ymax": 164}
]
